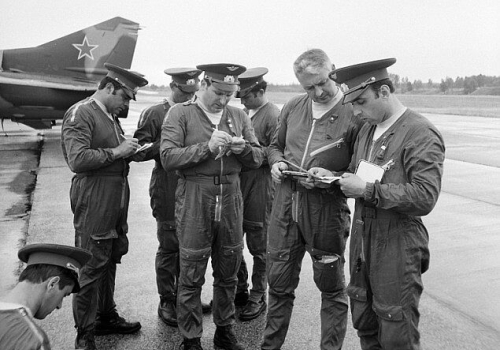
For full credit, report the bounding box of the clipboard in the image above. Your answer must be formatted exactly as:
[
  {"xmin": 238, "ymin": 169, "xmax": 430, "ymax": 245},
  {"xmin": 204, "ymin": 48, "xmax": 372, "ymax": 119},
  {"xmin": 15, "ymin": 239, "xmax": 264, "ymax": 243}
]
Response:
[{"xmin": 355, "ymin": 160, "xmax": 385, "ymax": 183}]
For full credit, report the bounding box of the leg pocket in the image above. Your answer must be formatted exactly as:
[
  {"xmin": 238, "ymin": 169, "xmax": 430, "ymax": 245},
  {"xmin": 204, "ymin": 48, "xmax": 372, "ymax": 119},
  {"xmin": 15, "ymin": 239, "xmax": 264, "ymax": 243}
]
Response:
[
  {"xmin": 373, "ymin": 301, "xmax": 413, "ymax": 349},
  {"xmin": 312, "ymin": 254, "xmax": 345, "ymax": 292},
  {"xmin": 179, "ymin": 246, "xmax": 211, "ymax": 288}
]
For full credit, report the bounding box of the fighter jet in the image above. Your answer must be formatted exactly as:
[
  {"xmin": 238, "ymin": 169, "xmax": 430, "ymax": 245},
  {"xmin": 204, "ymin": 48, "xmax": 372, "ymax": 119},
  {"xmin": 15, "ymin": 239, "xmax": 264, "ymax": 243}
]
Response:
[{"xmin": 0, "ymin": 17, "xmax": 141, "ymax": 129}]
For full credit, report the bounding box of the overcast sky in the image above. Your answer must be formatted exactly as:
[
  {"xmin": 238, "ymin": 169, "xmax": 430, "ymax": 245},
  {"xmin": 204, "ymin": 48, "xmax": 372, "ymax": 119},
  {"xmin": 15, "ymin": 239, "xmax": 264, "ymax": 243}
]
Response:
[{"xmin": 1, "ymin": 0, "xmax": 498, "ymax": 86}]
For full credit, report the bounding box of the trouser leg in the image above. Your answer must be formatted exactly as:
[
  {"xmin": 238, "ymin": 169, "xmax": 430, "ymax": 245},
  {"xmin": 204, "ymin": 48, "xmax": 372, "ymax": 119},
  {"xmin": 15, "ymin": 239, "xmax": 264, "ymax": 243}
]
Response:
[
  {"xmin": 177, "ymin": 247, "xmax": 210, "ymax": 339},
  {"xmin": 212, "ymin": 238, "xmax": 243, "ymax": 326},
  {"xmin": 236, "ymin": 251, "xmax": 249, "ymax": 294},
  {"xmin": 245, "ymin": 226, "xmax": 267, "ymax": 303},
  {"xmin": 311, "ymin": 254, "xmax": 348, "ymax": 350},
  {"xmin": 261, "ymin": 244, "xmax": 305, "ymax": 350},
  {"xmin": 156, "ymin": 221, "xmax": 179, "ymax": 300},
  {"xmin": 73, "ymin": 234, "xmax": 113, "ymax": 332}
]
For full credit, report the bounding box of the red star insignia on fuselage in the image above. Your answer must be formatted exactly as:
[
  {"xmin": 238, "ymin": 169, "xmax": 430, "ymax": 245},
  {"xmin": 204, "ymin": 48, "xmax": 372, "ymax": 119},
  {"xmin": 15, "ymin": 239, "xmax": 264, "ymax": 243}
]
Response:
[{"xmin": 72, "ymin": 36, "xmax": 98, "ymax": 60}]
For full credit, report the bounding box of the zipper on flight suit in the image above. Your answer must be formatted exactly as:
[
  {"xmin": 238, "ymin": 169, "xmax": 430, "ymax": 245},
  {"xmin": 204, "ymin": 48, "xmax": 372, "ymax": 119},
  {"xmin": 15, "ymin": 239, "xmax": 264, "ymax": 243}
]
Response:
[{"xmin": 291, "ymin": 119, "xmax": 318, "ymax": 222}]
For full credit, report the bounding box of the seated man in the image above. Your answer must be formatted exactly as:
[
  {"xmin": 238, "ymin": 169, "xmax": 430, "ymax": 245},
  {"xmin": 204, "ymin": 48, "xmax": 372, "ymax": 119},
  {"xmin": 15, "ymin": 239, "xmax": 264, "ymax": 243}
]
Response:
[{"xmin": 0, "ymin": 243, "xmax": 92, "ymax": 350}]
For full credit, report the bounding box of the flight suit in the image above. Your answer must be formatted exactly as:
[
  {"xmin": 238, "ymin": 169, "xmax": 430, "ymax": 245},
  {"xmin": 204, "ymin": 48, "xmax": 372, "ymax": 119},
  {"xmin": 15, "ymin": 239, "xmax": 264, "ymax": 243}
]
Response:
[
  {"xmin": 263, "ymin": 93, "xmax": 363, "ymax": 350},
  {"xmin": 237, "ymin": 102, "xmax": 280, "ymax": 304},
  {"xmin": 61, "ymin": 98, "xmax": 130, "ymax": 334},
  {"xmin": 347, "ymin": 109, "xmax": 445, "ymax": 350},
  {"xmin": 133, "ymin": 100, "xmax": 179, "ymax": 303},
  {"xmin": 160, "ymin": 101, "xmax": 264, "ymax": 339}
]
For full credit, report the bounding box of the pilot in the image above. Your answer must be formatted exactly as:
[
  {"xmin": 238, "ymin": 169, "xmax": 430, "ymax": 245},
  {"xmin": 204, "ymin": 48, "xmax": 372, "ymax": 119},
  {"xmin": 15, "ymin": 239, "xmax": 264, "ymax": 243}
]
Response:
[
  {"xmin": 160, "ymin": 63, "xmax": 264, "ymax": 350},
  {"xmin": 234, "ymin": 67, "xmax": 279, "ymax": 321},
  {"xmin": 0, "ymin": 243, "xmax": 92, "ymax": 350},
  {"xmin": 262, "ymin": 49, "xmax": 364, "ymax": 350},
  {"xmin": 327, "ymin": 58, "xmax": 445, "ymax": 349},
  {"xmin": 131, "ymin": 67, "xmax": 212, "ymax": 328},
  {"xmin": 61, "ymin": 63, "xmax": 148, "ymax": 350}
]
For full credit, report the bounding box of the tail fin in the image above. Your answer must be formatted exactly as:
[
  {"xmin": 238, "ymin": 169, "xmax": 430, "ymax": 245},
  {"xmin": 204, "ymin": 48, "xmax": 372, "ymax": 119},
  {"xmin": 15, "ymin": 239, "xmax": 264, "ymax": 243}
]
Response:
[{"xmin": 1, "ymin": 17, "xmax": 140, "ymax": 81}]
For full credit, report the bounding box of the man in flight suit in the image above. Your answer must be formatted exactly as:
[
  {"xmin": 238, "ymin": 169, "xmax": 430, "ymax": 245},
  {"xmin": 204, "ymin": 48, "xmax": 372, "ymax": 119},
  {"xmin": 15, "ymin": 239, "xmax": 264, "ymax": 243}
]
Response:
[
  {"xmin": 160, "ymin": 63, "xmax": 264, "ymax": 350},
  {"xmin": 328, "ymin": 58, "xmax": 445, "ymax": 349},
  {"xmin": 61, "ymin": 63, "xmax": 148, "ymax": 350},
  {"xmin": 234, "ymin": 67, "xmax": 279, "ymax": 321},
  {"xmin": 262, "ymin": 49, "xmax": 364, "ymax": 350},
  {"xmin": 132, "ymin": 68, "xmax": 211, "ymax": 327},
  {"xmin": 0, "ymin": 244, "xmax": 91, "ymax": 350}
]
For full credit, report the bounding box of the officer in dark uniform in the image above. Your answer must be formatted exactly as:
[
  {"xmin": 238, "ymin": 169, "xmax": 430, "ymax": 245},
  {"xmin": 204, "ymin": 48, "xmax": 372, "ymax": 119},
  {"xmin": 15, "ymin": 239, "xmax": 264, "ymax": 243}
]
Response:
[
  {"xmin": 61, "ymin": 63, "xmax": 148, "ymax": 350},
  {"xmin": 132, "ymin": 68, "xmax": 211, "ymax": 328},
  {"xmin": 0, "ymin": 244, "xmax": 92, "ymax": 350},
  {"xmin": 160, "ymin": 63, "xmax": 264, "ymax": 350},
  {"xmin": 328, "ymin": 58, "xmax": 445, "ymax": 350},
  {"xmin": 234, "ymin": 68, "xmax": 279, "ymax": 321}
]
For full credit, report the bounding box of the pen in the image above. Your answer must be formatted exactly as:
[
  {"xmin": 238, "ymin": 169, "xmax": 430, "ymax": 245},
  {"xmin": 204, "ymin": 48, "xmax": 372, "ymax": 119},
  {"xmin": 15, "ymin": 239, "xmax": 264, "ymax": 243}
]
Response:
[{"xmin": 381, "ymin": 159, "xmax": 394, "ymax": 170}]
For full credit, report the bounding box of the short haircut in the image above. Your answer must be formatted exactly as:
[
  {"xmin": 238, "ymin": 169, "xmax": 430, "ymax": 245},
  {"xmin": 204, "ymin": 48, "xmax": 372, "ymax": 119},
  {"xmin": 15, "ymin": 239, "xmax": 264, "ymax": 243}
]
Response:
[
  {"xmin": 19, "ymin": 264, "xmax": 77, "ymax": 291},
  {"xmin": 98, "ymin": 76, "xmax": 124, "ymax": 91},
  {"xmin": 370, "ymin": 78, "xmax": 395, "ymax": 94},
  {"xmin": 248, "ymin": 80, "xmax": 268, "ymax": 95},
  {"xmin": 293, "ymin": 49, "xmax": 333, "ymax": 76}
]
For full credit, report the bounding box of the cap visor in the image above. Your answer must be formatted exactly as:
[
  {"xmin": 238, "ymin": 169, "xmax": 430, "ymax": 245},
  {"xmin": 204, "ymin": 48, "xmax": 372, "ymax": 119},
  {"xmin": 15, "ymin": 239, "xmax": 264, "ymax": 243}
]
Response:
[{"xmin": 343, "ymin": 87, "xmax": 368, "ymax": 104}]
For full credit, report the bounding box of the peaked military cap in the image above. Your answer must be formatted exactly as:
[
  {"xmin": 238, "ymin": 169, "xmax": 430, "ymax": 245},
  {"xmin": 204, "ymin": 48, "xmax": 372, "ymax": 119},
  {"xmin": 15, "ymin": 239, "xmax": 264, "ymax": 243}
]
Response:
[
  {"xmin": 18, "ymin": 243, "xmax": 92, "ymax": 293},
  {"xmin": 329, "ymin": 58, "xmax": 396, "ymax": 104},
  {"xmin": 164, "ymin": 67, "xmax": 202, "ymax": 93},
  {"xmin": 236, "ymin": 67, "xmax": 269, "ymax": 98},
  {"xmin": 197, "ymin": 63, "xmax": 246, "ymax": 92},
  {"xmin": 104, "ymin": 63, "xmax": 148, "ymax": 101}
]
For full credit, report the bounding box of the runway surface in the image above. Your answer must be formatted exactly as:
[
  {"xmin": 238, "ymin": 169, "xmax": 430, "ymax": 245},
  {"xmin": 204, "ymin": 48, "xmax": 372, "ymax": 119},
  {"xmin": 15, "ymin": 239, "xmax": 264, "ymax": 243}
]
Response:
[{"xmin": 1, "ymin": 95, "xmax": 499, "ymax": 349}]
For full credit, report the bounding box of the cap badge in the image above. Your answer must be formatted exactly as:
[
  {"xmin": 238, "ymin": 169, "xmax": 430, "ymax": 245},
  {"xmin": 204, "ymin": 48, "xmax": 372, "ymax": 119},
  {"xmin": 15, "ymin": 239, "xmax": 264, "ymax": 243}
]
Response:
[
  {"xmin": 66, "ymin": 262, "xmax": 79, "ymax": 274},
  {"xmin": 224, "ymin": 75, "xmax": 235, "ymax": 83},
  {"xmin": 186, "ymin": 79, "xmax": 196, "ymax": 86},
  {"xmin": 226, "ymin": 66, "xmax": 239, "ymax": 72},
  {"xmin": 187, "ymin": 72, "xmax": 197, "ymax": 76},
  {"xmin": 331, "ymin": 73, "xmax": 337, "ymax": 80}
]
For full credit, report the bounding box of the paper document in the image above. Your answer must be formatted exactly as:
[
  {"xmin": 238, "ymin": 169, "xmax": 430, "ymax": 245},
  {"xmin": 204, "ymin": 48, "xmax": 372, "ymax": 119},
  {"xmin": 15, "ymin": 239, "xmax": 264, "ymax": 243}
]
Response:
[
  {"xmin": 135, "ymin": 143, "xmax": 153, "ymax": 153},
  {"xmin": 355, "ymin": 160, "xmax": 385, "ymax": 183}
]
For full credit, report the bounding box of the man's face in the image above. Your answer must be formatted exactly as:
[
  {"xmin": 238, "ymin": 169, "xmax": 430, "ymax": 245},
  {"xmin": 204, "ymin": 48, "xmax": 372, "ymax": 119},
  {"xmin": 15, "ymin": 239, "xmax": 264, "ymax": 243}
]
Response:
[
  {"xmin": 240, "ymin": 91, "xmax": 262, "ymax": 110},
  {"xmin": 35, "ymin": 279, "xmax": 74, "ymax": 320},
  {"xmin": 171, "ymin": 85, "xmax": 195, "ymax": 104},
  {"xmin": 350, "ymin": 88, "xmax": 387, "ymax": 125},
  {"xmin": 296, "ymin": 66, "xmax": 338, "ymax": 104},
  {"xmin": 200, "ymin": 83, "xmax": 234, "ymax": 113},
  {"xmin": 106, "ymin": 86, "xmax": 131, "ymax": 115}
]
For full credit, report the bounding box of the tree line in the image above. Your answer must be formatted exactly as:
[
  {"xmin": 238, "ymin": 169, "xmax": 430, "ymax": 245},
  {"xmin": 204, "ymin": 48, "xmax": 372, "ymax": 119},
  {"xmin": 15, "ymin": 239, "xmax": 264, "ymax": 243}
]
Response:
[
  {"xmin": 145, "ymin": 74, "xmax": 500, "ymax": 96},
  {"xmin": 389, "ymin": 73, "xmax": 500, "ymax": 95}
]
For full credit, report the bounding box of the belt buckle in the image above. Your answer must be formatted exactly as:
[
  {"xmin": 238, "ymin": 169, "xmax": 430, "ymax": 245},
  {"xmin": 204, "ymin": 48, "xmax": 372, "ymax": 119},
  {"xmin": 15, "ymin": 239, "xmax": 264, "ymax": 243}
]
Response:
[{"xmin": 214, "ymin": 175, "xmax": 221, "ymax": 185}]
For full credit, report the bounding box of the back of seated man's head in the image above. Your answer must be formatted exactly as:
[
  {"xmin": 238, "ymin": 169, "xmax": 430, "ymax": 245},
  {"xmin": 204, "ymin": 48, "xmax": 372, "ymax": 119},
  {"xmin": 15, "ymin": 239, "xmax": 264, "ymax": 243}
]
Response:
[{"xmin": 19, "ymin": 264, "xmax": 78, "ymax": 290}]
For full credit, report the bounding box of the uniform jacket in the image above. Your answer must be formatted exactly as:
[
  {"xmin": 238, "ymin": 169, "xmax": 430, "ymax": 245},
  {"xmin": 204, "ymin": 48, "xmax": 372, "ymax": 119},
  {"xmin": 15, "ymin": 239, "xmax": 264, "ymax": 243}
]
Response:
[
  {"xmin": 133, "ymin": 100, "xmax": 177, "ymax": 223},
  {"xmin": 61, "ymin": 98, "xmax": 128, "ymax": 176},
  {"xmin": 0, "ymin": 305, "xmax": 51, "ymax": 350},
  {"xmin": 160, "ymin": 102, "xmax": 264, "ymax": 176},
  {"xmin": 269, "ymin": 93, "xmax": 363, "ymax": 173}
]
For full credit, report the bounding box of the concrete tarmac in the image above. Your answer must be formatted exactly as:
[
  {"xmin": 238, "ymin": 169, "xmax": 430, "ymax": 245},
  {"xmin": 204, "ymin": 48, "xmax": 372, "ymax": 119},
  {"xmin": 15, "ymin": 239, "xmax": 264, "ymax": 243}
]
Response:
[{"xmin": 1, "ymin": 102, "xmax": 500, "ymax": 349}]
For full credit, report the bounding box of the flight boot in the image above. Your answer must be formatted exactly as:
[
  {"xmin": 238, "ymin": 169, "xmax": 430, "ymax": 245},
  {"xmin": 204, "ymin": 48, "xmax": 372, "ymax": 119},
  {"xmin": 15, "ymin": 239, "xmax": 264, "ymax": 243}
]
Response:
[
  {"xmin": 213, "ymin": 324, "xmax": 244, "ymax": 350},
  {"xmin": 75, "ymin": 329, "xmax": 96, "ymax": 350},
  {"xmin": 180, "ymin": 337, "xmax": 204, "ymax": 350},
  {"xmin": 158, "ymin": 297, "xmax": 177, "ymax": 327},
  {"xmin": 94, "ymin": 310, "xmax": 141, "ymax": 336}
]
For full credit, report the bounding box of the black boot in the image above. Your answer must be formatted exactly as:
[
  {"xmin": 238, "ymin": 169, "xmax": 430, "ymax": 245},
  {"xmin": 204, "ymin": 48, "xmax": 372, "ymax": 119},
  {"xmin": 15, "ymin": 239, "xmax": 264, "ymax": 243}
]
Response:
[
  {"xmin": 239, "ymin": 296, "xmax": 267, "ymax": 321},
  {"xmin": 180, "ymin": 337, "xmax": 204, "ymax": 350},
  {"xmin": 234, "ymin": 290, "xmax": 249, "ymax": 307},
  {"xmin": 158, "ymin": 298, "xmax": 177, "ymax": 327},
  {"xmin": 201, "ymin": 300, "xmax": 212, "ymax": 314},
  {"xmin": 95, "ymin": 310, "xmax": 141, "ymax": 336},
  {"xmin": 75, "ymin": 329, "xmax": 96, "ymax": 350},
  {"xmin": 213, "ymin": 325, "xmax": 244, "ymax": 350}
]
